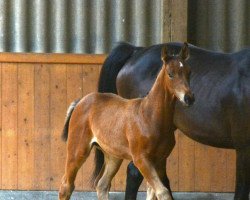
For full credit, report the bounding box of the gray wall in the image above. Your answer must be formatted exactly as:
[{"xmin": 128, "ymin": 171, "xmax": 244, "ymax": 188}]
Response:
[
  {"xmin": 188, "ymin": 0, "xmax": 250, "ymax": 52},
  {"xmin": 0, "ymin": 0, "xmax": 249, "ymax": 53},
  {"xmin": 0, "ymin": 0, "xmax": 162, "ymax": 53}
]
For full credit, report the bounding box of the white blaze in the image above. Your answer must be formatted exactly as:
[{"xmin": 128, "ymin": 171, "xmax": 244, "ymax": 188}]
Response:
[{"xmin": 179, "ymin": 62, "xmax": 183, "ymax": 67}]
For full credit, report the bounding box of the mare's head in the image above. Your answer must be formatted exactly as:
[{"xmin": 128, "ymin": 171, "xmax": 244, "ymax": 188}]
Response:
[{"xmin": 161, "ymin": 42, "xmax": 195, "ymax": 106}]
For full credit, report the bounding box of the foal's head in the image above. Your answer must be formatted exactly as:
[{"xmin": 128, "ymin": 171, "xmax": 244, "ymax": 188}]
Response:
[{"xmin": 161, "ymin": 43, "xmax": 195, "ymax": 106}]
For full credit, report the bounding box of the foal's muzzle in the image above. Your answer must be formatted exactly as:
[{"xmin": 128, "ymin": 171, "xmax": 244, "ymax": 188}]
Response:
[{"xmin": 184, "ymin": 93, "xmax": 195, "ymax": 106}]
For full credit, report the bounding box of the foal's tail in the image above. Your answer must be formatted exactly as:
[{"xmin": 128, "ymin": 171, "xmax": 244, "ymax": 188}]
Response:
[
  {"xmin": 61, "ymin": 99, "xmax": 80, "ymax": 142},
  {"xmin": 92, "ymin": 42, "xmax": 140, "ymax": 184}
]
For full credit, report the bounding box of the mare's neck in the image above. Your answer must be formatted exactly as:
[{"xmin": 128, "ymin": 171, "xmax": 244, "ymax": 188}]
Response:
[{"xmin": 141, "ymin": 66, "xmax": 176, "ymax": 124}]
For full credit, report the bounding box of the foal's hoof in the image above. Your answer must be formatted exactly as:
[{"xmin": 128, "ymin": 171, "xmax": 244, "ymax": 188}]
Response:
[{"xmin": 156, "ymin": 190, "xmax": 173, "ymax": 200}]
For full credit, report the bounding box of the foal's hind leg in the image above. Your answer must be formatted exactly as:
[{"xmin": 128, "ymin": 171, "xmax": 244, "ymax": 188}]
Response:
[
  {"xmin": 96, "ymin": 154, "xmax": 123, "ymax": 200},
  {"xmin": 59, "ymin": 127, "xmax": 93, "ymax": 200}
]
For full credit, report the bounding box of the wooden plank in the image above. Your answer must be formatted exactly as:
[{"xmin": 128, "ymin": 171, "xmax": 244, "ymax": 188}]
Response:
[
  {"xmin": 17, "ymin": 64, "xmax": 35, "ymax": 190},
  {"xmin": 81, "ymin": 65, "xmax": 101, "ymax": 191},
  {"xmin": 178, "ymin": 132, "xmax": 195, "ymax": 191},
  {"xmin": 0, "ymin": 53, "xmax": 106, "ymax": 65},
  {"xmin": 66, "ymin": 65, "xmax": 83, "ymax": 190},
  {"xmin": 33, "ymin": 64, "xmax": 51, "ymax": 190},
  {"xmin": 167, "ymin": 131, "xmax": 179, "ymax": 191},
  {"xmin": 210, "ymin": 148, "xmax": 227, "ymax": 192},
  {"xmin": 0, "ymin": 64, "xmax": 2, "ymax": 188},
  {"xmin": 172, "ymin": 0, "xmax": 188, "ymax": 42},
  {"xmin": 82, "ymin": 65, "xmax": 101, "ymax": 96},
  {"xmin": 50, "ymin": 64, "xmax": 67, "ymax": 190},
  {"xmin": 1, "ymin": 63, "xmax": 18, "ymax": 189},
  {"xmin": 161, "ymin": 0, "xmax": 172, "ymax": 42},
  {"xmin": 226, "ymin": 150, "xmax": 236, "ymax": 192},
  {"xmin": 161, "ymin": 0, "xmax": 188, "ymax": 42},
  {"xmin": 194, "ymin": 143, "xmax": 211, "ymax": 192}
]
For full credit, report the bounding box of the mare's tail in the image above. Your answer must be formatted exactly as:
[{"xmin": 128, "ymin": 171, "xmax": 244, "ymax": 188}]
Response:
[
  {"xmin": 92, "ymin": 42, "xmax": 139, "ymax": 184},
  {"xmin": 61, "ymin": 99, "xmax": 80, "ymax": 142}
]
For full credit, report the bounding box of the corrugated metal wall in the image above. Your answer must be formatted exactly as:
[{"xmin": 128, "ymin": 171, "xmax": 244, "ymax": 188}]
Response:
[
  {"xmin": 188, "ymin": 0, "xmax": 250, "ymax": 52},
  {"xmin": 0, "ymin": 0, "xmax": 249, "ymax": 54},
  {"xmin": 0, "ymin": 0, "xmax": 162, "ymax": 53}
]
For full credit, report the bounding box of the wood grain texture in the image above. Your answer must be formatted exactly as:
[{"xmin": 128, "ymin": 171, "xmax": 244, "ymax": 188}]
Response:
[
  {"xmin": 0, "ymin": 56, "xmax": 237, "ymax": 192},
  {"xmin": 161, "ymin": 0, "xmax": 187, "ymax": 42},
  {"xmin": 194, "ymin": 143, "xmax": 211, "ymax": 192},
  {"xmin": 0, "ymin": 64, "xmax": 2, "ymax": 188},
  {"xmin": 226, "ymin": 150, "xmax": 236, "ymax": 192},
  {"xmin": 1, "ymin": 64, "xmax": 18, "ymax": 189},
  {"xmin": 81, "ymin": 65, "xmax": 101, "ymax": 191},
  {"xmin": 171, "ymin": 0, "xmax": 188, "ymax": 42},
  {"xmin": 210, "ymin": 148, "xmax": 227, "ymax": 192},
  {"xmin": 0, "ymin": 53, "xmax": 106, "ymax": 64},
  {"xmin": 66, "ymin": 65, "xmax": 83, "ymax": 190},
  {"xmin": 34, "ymin": 64, "xmax": 51, "ymax": 190},
  {"xmin": 167, "ymin": 131, "xmax": 179, "ymax": 191},
  {"xmin": 17, "ymin": 64, "xmax": 35, "ymax": 189},
  {"xmin": 50, "ymin": 65, "xmax": 67, "ymax": 190},
  {"xmin": 178, "ymin": 132, "xmax": 195, "ymax": 191}
]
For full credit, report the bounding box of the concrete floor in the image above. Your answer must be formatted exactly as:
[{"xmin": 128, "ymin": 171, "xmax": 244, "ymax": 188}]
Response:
[{"xmin": 0, "ymin": 191, "xmax": 238, "ymax": 200}]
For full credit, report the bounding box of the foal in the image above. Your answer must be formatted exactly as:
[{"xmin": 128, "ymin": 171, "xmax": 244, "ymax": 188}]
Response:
[{"xmin": 59, "ymin": 43, "xmax": 194, "ymax": 200}]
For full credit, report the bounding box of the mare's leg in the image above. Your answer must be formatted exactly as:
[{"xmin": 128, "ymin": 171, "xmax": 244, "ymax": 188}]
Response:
[
  {"xmin": 125, "ymin": 162, "xmax": 144, "ymax": 200},
  {"xmin": 161, "ymin": 160, "xmax": 174, "ymax": 200},
  {"xmin": 133, "ymin": 156, "xmax": 172, "ymax": 200},
  {"xmin": 234, "ymin": 147, "xmax": 250, "ymax": 200},
  {"xmin": 96, "ymin": 154, "xmax": 123, "ymax": 200},
  {"xmin": 59, "ymin": 125, "xmax": 92, "ymax": 200}
]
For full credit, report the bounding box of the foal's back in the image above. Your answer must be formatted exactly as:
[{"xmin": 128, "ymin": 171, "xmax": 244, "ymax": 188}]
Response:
[{"xmin": 79, "ymin": 92, "xmax": 141, "ymax": 160}]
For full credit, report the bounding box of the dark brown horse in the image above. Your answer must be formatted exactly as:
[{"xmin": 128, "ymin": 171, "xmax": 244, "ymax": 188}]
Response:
[
  {"xmin": 58, "ymin": 43, "xmax": 194, "ymax": 200},
  {"xmin": 97, "ymin": 42, "xmax": 250, "ymax": 200}
]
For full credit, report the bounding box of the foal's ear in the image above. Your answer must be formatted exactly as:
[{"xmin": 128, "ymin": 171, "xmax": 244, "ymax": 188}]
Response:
[
  {"xmin": 161, "ymin": 46, "xmax": 168, "ymax": 63},
  {"xmin": 179, "ymin": 42, "xmax": 189, "ymax": 60}
]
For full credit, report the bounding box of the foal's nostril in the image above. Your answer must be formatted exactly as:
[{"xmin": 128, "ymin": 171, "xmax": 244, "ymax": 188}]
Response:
[{"xmin": 184, "ymin": 94, "xmax": 195, "ymax": 106}]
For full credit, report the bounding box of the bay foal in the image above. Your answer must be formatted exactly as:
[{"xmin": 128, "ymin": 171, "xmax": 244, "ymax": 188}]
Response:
[{"xmin": 58, "ymin": 43, "xmax": 194, "ymax": 200}]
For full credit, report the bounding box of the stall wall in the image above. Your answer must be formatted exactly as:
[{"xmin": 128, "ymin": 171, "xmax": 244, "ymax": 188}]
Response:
[{"xmin": 0, "ymin": 53, "xmax": 235, "ymax": 192}]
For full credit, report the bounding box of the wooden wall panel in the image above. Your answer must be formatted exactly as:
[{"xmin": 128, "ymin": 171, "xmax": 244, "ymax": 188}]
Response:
[
  {"xmin": 66, "ymin": 65, "xmax": 83, "ymax": 190},
  {"xmin": 178, "ymin": 131, "xmax": 195, "ymax": 191},
  {"xmin": 1, "ymin": 64, "xmax": 18, "ymax": 189},
  {"xmin": 50, "ymin": 65, "xmax": 67, "ymax": 190},
  {"xmin": 81, "ymin": 65, "xmax": 101, "ymax": 191},
  {"xmin": 0, "ymin": 64, "xmax": 2, "ymax": 188},
  {"xmin": 17, "ymin": 64, "xmax": 35, "ymax": 189},
  {"xmin": 194, "ymin": 143, "xmax": 211, "ymax": 191},
  {"xmin": 212, "ymin": 148, "xmax": 228, "ymax": 191},
  {"xmin": 226, "ymin": 150, "xmax": 236, "ymax": 191},
  {"xmin": 0, "ymin": 53, "xmax": 236, "ymax": 193},
  {"xmin": 167, "ymin": 131, "xmax": 179, "ymax": 191},
  {"xmin": 161, "ymin": 0, "xmax": 187, "ymax": 42},
  {"xmin": 33, "ymin": 64, "xmax": 51, "ymax": 190}
]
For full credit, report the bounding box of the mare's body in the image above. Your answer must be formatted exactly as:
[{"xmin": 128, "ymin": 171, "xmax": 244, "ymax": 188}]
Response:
[{"xmin": 97, "ymin": 42, "xmax": 250, "ymax": 200}]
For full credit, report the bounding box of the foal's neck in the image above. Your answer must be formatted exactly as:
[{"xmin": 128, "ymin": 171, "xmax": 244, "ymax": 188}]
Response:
[{"xmin": 141, "ymin": 66, "xmax": 176, "ymax": 124}]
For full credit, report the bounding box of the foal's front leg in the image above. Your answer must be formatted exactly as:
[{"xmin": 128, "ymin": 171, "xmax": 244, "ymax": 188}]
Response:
[
  {"xmin": 146, "ymin": 183, "xmax": 157, "ymax": 200},
  {"xmin": 133, "ymin": 156, "xmax": 172, "ymax": 200}
]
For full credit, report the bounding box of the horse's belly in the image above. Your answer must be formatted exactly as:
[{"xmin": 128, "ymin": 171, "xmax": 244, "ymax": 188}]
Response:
[
  {"xmin": 91, "ymin": 124, "xmax": 132, "ymax": 160},
  {"xmin": 174, "ymin": 101, "xmax": 234, "ymax": 148}
]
